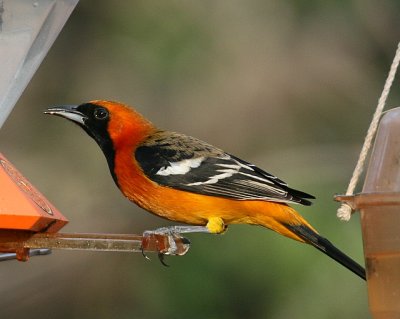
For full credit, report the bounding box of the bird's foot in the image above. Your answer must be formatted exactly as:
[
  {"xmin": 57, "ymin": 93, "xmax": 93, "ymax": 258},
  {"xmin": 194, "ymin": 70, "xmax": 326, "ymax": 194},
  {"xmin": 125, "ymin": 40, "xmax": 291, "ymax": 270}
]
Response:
[{"xmin": 141, "ymin": 226, "xmax": 200, "ymax": 265}]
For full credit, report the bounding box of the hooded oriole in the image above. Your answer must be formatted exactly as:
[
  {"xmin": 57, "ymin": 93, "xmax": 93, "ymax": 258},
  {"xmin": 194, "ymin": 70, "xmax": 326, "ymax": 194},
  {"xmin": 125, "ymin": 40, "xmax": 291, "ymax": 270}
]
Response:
[{"xmin": 45, "ymin": 100, "xmax": 366, "ymax": 280}]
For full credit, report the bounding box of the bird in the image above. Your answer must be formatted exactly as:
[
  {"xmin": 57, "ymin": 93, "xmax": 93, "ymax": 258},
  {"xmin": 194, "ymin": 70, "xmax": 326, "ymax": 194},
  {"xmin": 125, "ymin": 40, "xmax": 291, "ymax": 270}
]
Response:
[{"xmin": 45, "ymin": 100, "xmax": 366, "ymax": 280}]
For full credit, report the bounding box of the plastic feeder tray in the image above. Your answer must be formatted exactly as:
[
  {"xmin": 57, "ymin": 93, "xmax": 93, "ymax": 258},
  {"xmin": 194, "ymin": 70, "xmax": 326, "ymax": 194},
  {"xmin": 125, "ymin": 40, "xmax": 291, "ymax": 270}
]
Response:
[{"xmin": 0, "ymin": 153, "xmax": 68, "ymax": 232}]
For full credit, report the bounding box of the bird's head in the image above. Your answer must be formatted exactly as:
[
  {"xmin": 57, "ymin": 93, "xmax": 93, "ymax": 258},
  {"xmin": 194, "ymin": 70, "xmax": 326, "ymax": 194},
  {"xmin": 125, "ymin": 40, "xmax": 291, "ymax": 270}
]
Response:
[{"xmin": 45, "ymin": 100, "xmax": 155, "ymax": 150}]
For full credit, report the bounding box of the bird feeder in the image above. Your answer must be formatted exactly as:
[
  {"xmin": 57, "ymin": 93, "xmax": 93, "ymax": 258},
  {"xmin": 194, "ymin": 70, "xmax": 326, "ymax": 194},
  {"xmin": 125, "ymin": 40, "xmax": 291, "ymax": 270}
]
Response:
[
  {"xmin": 0, "ymin": 0, "xmax": 190, "ymax": 262},
  {"xmin": 0, "ymin": 153, "xmax": 67, "ymax": 232},
  {"xmin": 0, "ymin": 0, "xmax": 79, "ymax": 127},
  {"xmin": 336, "ymin": 107, "xmax": 400, "ymax": 319}
]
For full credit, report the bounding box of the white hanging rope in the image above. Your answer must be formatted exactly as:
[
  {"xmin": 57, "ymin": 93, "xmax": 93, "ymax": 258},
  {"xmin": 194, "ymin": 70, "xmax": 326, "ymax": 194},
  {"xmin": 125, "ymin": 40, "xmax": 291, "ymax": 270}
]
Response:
[{"xmin": 337, "ymin": 41, "xmax": 400, "ymax": 221}]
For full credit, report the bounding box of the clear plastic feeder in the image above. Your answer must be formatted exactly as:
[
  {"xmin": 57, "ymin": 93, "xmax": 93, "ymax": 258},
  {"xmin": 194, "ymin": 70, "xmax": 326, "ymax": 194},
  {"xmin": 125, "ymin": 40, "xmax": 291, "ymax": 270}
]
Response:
[{"xmin": 0, "ymin": 0, "xmax": 78, "ymax": 128}]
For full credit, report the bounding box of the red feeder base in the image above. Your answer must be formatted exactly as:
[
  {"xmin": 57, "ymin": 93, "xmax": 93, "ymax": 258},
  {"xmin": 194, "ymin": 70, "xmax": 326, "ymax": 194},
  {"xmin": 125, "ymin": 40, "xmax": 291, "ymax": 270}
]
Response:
[{"xmin": 0, "ymin": 153, "xmax": 68, "ymax": 233}]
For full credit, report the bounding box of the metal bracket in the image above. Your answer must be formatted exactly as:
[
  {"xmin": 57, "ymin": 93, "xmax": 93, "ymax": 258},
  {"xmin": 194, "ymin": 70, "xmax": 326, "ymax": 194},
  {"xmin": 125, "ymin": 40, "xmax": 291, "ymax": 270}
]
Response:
[{"xmin": 0, "ymin": 230, "xmax": 191, "ymax": 262}]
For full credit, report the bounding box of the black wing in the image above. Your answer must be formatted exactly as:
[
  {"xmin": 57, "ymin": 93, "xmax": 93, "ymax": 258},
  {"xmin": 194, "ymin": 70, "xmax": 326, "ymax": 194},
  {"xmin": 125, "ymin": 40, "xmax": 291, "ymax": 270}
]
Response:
[{"xmin": 135, "ymin": 132, "xmax": 315, "ymax": 205}]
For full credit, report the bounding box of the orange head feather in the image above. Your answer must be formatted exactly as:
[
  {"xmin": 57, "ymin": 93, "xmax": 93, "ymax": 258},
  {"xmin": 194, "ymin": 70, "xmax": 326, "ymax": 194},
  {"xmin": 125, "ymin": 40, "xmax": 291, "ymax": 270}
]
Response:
[{"xmin": 89, "ymin": 100, "xmax": 156, "ymax": 150}]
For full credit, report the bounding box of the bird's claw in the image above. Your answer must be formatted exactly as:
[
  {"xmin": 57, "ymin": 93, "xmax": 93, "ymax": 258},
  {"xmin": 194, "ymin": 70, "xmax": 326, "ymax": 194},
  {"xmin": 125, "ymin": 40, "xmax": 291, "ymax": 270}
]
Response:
[
  {"xmin": 141, "ymin": 246, "xmax": 151, "ymax": 261},
  {"xmin": 140, "ymin": 227, "xmax": 191, "ymax": 265},
  {"xmin": 158, "ymin": 252, "xmax": 169, "ymax": 267}
]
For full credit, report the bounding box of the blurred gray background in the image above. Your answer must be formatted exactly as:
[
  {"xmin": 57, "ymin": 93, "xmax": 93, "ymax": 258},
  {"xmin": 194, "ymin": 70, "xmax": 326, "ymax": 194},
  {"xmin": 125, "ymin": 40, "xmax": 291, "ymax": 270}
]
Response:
[{"xmin": 1, "ymin": 1, "xmax": 400, "ymax": 318}]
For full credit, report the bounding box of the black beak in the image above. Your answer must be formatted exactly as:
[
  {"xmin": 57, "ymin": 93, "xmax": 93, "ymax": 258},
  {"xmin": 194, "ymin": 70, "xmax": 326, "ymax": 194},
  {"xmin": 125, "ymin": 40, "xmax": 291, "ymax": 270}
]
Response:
[{"xmin": 44, "ymin": 105, "xmax": 87, "ymax": 125}]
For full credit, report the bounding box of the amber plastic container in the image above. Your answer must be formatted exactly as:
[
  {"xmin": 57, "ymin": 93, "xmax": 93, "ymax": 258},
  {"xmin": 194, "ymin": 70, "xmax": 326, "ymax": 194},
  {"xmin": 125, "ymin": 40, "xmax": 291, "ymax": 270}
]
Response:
[{"xmin": 361, "ymin": 107, "xmax": 400, "ymax": 319}]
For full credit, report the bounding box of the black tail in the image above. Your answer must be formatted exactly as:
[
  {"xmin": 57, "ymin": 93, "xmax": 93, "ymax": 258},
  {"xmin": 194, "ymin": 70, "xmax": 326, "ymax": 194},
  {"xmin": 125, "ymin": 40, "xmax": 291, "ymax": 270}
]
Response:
[{"xmin": 285, "ymin": 224, "xmax": 366, "ymax": 281}]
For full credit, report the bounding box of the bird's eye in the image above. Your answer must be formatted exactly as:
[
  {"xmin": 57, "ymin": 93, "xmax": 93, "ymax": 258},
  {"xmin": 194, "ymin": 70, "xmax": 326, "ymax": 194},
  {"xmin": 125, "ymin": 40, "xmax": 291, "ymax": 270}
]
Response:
[{"xmin": 93, "ymin": 107, "xmax": 109, "ymax": 120}]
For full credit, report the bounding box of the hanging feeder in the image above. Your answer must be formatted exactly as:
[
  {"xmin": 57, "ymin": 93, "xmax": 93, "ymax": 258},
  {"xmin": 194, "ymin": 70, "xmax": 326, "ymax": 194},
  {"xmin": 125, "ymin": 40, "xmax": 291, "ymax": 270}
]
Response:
[
  {"xmin": 336, "ymin": 108, "xmax": 400, "ymax": 319},
  {"xmin": 335, "ymin": 42, "xmax": 400, "ymax": 319}
]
